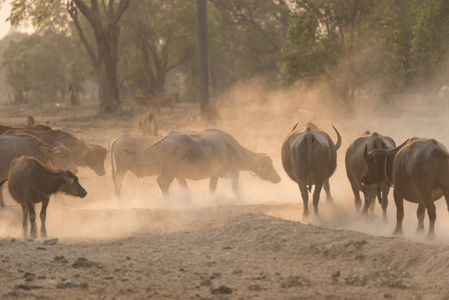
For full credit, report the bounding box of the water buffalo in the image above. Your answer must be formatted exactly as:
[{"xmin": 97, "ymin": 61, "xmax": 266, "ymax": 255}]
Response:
[
  {"xmin": 0, "ymin": 134, "xmax": 77, "ymax": 207},
  {"xmin": 138, "ymin": 111, "xmax": 158, "ymax": 136},
  {"xmin": 148, "ymin": 129, "xmax": 281, "ymax": 199},
  {"xmin": 4, "ymin": 129, "xmax": 108, "ymax": 176},
  {"xmin": 0, "ymin": 124, "xmax": 53, "ymax": 135},
  {"xmin": 111, "ymin": 135, "xmax": 170, "ymax": 204},
  {"xmin": 281, "ymin": 122, "xmax": 341, "ymax": 219},
  {"xmin": 0, "ymin": 156, "xmax": 87, "ymax": 241},
  {"xmin": 345, "ymin": 131, "xmax": 396, "ymax": 219},
  {"xmin": 361, "ymin": 138, "xmax": 449, "ymax": 239}
]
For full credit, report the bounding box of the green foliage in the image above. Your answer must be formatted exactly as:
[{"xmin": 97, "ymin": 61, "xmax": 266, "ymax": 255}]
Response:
[{"xmin": 1, "ymin": 31, "xmax": 90, "ymax": 103}]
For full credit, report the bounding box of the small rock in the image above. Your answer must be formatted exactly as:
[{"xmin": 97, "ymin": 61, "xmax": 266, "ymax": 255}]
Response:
[
  {"xmin": 71, "ymin": 257, "xmax": 101, "ymax": 269},
  {"xmin": 24, "ymin": 272, "xmax": 36, "ymax": 282},
  {"xmin": 54, "ymin": 256, "xmax": 68, "ymax": 264},
  {"xmin": 249, "ymin": 285, "xmax": 262, "ymax": 291},
  {"xmin": 43, "ymin": 238, "xmax": 58, "ymax": 245},
  {"xmin": 56, "ymin": 280, "xmax": 80, "ymax": 289},
  {"xmin": 126, "ymin": 256, "xmax": 131, "ymax": 261},
  {"xmin": 223, "ymin": 246, "xmax": 232, "ymax": 250},
  {"xmin": 211, "ymin": 285, "xmax": 233, "ymax": 295},
  {"xmin": 332, "ymin": 271, "xmax": 341, "ymax": 278},
  {"xmin": 36, "ymin": 247, "xmax": 46, "ymax": 251}
]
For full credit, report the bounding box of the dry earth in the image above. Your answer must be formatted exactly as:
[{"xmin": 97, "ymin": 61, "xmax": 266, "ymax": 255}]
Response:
[{"xmin": 0, "ymin": 90, "xmax": 449, "ymax": 299}]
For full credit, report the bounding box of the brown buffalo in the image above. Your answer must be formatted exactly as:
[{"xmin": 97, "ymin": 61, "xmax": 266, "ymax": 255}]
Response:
[
  {"xmin": 361, "ymin": 138, "xmax": 449, "ymax": 239},
  {"xmin": 0, "ymin": 134, "xmax": 77, "ymax": 207},
  {"xmin": 0, "ymin": 156, "xmax": 86, "ymax": 241},
  {"xmin": 148, "ymin": 129, "xmax": 281, "ymax": 199},
  {"xmin": 345, "ymin": 131, "xmax": 395, "ymax": 219},
  {"xmin": 4, "ymin": 129, "xmax": 108, "ymax": 176},
  {"xmin": 281, "ymin": 122, "xmax": 341, "ymax": 219}
]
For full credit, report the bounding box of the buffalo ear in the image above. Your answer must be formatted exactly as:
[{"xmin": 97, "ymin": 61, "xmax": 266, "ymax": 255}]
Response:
[
  {"xmin": 39, "ymin": 146, "xmax": 52, "ymax": 158},
  {"xmin": 63, "ymin": 175, "xmax": 74, "ymax": 185}
]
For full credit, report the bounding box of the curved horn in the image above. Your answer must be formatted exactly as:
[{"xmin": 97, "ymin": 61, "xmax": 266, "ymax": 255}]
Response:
[
  {"xmin": 332, "ymin": 125, "xmax": 342, "ymax": 151},
  {"xmin": 106, "ymin": 142, "xmax": 110, "ymax": 153},
  {"xmin": 291, "ymin": 123, "xmax": 299, "ymax": 131},
  {"xmin": 390, "ymin": 139, "xmax": 409, "ymax": 155},
  {"xmin": 81, "ymin": 138, "xmax": 95, "ymax": 151}
]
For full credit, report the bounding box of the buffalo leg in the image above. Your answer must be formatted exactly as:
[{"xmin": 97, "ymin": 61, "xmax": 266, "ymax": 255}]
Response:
[
  {"xmin": 40, "ymin": 198, "xmax": 49, "ymax": 239},
  {"xmin": 361, "ymin": 189, "xmax": 371, "ymax": 215},
  {"xmin": 424, "ymin": 201, "xmax": 436, "ymax": 239},
  {"xmin": 323, "ymin": 179, "xmax": 333, "ymax": 202},
  {"xmin": 312, "ymin": 181, "xmax": 323, "ymax": 215},
  {"xmin": 351, "ymin": 185, "xmax": 362, "ymax": 212},
  {"xmin": 392, "ymin": 189, "xmax": 404, "ymax": 236},
  {"xmin": 298, "ymin": 182, "xmax": 309, "ymax": 219},
  {"xmin": 27, "ymin": 202, "xmax": 37, "ymax": 240},
  {"xmin": 209, "ymin": 177, "xmax": 218, "ymax": 197},
  {"xmin": 156, "ymin": 167, "xmax": 175, "ymax": 199},
  {"xmin": 112, "ymin": 170, "xmax": 126, "ymax": 205},
  {"xmin": 21, "ymin": 205, "xmax": 29, "ymax": 241},
  {"xmin": 0, "ymin": 185, "xmax": 5, "ymax": 208},
  {"xmin": 175, "ymin": 176, "xmax": 191, "ymax": 201},
  {"xmin": 380, "ymin": 183, "xmax": 390, "ymax": 221},
  {"xmin": 231, "ymin": 173, "xmax": 241, "ymax": 200},
  {"xmin": 416, "ymin": 204, "xmax": 425, "ymax": 233}
]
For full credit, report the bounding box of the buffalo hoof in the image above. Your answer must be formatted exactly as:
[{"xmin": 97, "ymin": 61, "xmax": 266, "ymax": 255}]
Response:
[
  {"xmin": 425, "ymin": 233, "xmax": 436, "ymax": 241},
  {"xmin": 391, "ymin": 229, "xmax": 403, "ymax": 236}
]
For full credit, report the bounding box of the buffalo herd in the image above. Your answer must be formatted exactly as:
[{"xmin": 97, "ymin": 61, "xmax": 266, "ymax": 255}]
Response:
[{"xmin": 2, "ymin": 117, "xmax": 449, "ymax": 241}]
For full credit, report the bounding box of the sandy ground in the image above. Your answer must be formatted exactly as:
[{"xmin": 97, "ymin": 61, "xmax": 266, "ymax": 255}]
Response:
[{"xmin": 1, "ymin": 88, "xmax": 449, "ymax": 299}]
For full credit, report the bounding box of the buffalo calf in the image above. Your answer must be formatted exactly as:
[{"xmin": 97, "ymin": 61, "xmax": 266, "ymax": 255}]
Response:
[{"xmin": 1, "ymin": 156, "xmax": 87, "ymax": 241}]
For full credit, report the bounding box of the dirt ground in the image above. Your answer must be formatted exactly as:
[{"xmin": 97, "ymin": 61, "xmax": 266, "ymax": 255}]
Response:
[{"xmin": 1, "ymin": 89, "xmax": 449, "ymax": 299}]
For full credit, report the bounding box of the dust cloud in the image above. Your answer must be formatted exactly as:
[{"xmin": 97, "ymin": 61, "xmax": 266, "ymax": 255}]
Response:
[{"xmin": 1, "ymin": 76, "xmax": 449, "ymax": 245}]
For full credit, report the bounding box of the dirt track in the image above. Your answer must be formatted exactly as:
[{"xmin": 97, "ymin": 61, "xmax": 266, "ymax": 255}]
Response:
[{"xmin": 1, "ymin": 90, "xmax": 449, "ymax": 299}]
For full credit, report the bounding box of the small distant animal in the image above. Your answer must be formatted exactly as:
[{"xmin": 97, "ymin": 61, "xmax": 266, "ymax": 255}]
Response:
[
  {"xmin": 138, "ymin": 111, "xmax": 158, "ymax": 136},
  {"xmin": 0, "ymin": 156, "xmax": 87, "ymax": 241},
  {"xmin": 27, "ymin": 116, "xmax": 35, "ymax": 125},
  {"xmin": 362, "ymin": 138, "xmax": 449, "ymax": 239},
  {"xmin": 281, "ymin": 122, "xmax": 341, "ymax": 219},
  {"xmin": 138, "ymin": 129, "xmax": 281, "ymax": 199},
  {"xmin": 0, "ymin": 134, "xmax": 78, "ymax": 207},
  {"xmin": 0, "ymin": 124, "xmax": 53, "ymax": 135},
  {"xmin": 345, "ymin": 131, "xmax": 396, "ymax": 219}
]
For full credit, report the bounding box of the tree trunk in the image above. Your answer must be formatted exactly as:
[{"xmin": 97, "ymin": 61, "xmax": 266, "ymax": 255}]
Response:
[
  {"xmin": 197, "ymin": 0, "xmax": 216, "ymax": 120},
  {"xmin": 97, "ymin": 60, "xmax": 120, "ymax": 113}
]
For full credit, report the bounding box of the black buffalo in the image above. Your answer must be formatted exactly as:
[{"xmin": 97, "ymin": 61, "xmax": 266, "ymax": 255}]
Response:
[
  {"xmin": 281, "ymin": 122, "xmax": 341, "ymax": 219},
  {"xmin": 361, "ymin": 138, "xmax": 449, "ymax": 239},
  {"xmin": 0, "ymin": 156, "xmax": 86, "ymax": 241},
  {"xmin": 0, "ymin": 134, "xmax": 77, "ymax": 207},
  {"xmin": 345, "ymin": 131, "xmax": 395, "ymax": 219},
  {"xmin": 4, "ymin": 129, "xmax": 108, "ymax": 176}
]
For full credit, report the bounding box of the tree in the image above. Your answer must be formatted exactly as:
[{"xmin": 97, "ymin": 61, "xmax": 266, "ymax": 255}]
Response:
[
  {"xmin": 7, "ymin": 0, "xmax": 130, "ymax": 113},
  {"xmin": 280, "ymin": 0, "xmax": 376, "ymax": 101},
  {"xmin": 1, "ymin": 31, "xmax": 88, "ymax": 104},
  {"xmin": 119, "ymin": 0, "xmax": 196, "ymax": 96}
]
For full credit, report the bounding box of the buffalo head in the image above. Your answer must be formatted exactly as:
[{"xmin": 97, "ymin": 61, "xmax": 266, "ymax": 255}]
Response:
[
  {"xmin": 81, "ymin": 138, "xmax": 108, "ymax": 176},
  {"xmin": 60, "ymin": 171, "xmax": 87, "ymax": 198},
  {"xmin": 254, "ymin": 153, "xmax": 281, "ymax": 184},
  {"xmin": 40, "ymin": 143, "xmax": 78, "ymax": 174},
  {"xmin": 361, "ymin": 139, "xmax": 408, "ymax": 185}
]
